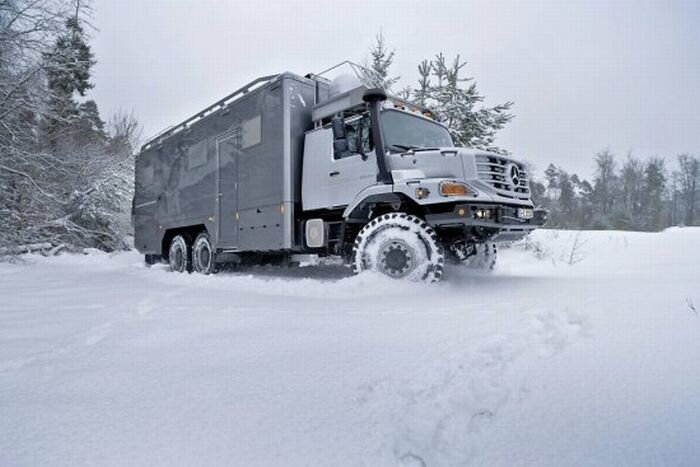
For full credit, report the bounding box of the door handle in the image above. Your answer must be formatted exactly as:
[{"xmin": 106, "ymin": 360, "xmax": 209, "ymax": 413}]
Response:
[{"xmin": 329, "ymin": 171, "xmax": 340, "ymax": 177}]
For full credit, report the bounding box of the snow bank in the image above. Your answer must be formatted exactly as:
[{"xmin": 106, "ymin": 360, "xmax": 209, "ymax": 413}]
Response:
[{"xmin": 1, "ymin": 229, "xmax": 699, "ymax": 466}]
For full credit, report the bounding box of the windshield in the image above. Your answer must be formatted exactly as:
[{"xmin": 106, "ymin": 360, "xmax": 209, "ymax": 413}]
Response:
[{"xmin": 381, "ymin": 109, "xmax": 453, "ymax": 150}]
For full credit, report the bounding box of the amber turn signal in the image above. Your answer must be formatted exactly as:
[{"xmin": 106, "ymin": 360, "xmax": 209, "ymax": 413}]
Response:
[{"xmin": 439, "ymin": 181, "xmax": 471, "ymax": 197}]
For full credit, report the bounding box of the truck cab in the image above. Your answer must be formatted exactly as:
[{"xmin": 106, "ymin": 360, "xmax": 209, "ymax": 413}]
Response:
[{"xmin": 299, "ymin": 75, "xmax": 546, "ymax": 280}]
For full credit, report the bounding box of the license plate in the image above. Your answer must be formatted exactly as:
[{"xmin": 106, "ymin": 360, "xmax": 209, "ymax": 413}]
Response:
[{"xmin": 517, "ymin": 208, "xmax": 534, "ymax": 219}]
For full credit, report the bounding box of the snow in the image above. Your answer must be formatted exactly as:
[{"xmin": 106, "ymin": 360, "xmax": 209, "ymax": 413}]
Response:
[{"xmin": 1, "ymin": 228, "xmax": 700, "ymax": 466}]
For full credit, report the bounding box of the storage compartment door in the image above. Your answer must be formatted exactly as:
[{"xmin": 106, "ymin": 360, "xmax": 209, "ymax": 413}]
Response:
[{"xmin": 216, "ymin": 134, "xmax": 239, "ymax": 248}]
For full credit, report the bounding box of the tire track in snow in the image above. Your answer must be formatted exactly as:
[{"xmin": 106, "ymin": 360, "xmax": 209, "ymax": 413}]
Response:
[{"xmin": 357, "ymin": 307, "xmax": 590, "ymax": 466}]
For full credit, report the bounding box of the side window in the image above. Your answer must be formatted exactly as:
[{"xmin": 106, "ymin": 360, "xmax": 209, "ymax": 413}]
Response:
[
  {"xmin": 335, "ymin": 115, "xmax": 373, "ymax": 159},
  {"xmin": 186, "ymin": 139, "xmax": 208, "ymax": 169},
  {"xmin": 241, "ymin": 115, "xmax": 261, "ymax": 149}
]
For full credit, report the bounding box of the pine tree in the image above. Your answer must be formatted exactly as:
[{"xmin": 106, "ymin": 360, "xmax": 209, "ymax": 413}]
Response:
[
  {"xmin": 529, "ymin": 180, "xmax": 546, "ymax": 208},
  {"xmin": 417, "ymin": 54, "xmax": 513, "ymax": 154},
  {"xmin": 593, "ymin": 149, "xmax": 617, "ymax": 218},
  {"xmin": 676, "ymin": 154, "xmax": 699, "ymax": 225},
  {"xmin": 642, "ymin": 157, "xmax": 666, "ymax": 230},
  {"xmin": 364, "ymin": 31, "xmax": 399, "ymax": 91},
  {"xmin": 558, "ymin": 170, "xmax": 576, "ymax": 225},
  {"xmin": 620, "ymin": 154, "xmax": 644, "ymax": 228},
  {"xmin": 74, "ymin": 99, "xmax": 107, "ymax": 146},
  {"xmin": 415, "ymin": 59, "xmax": 431, "ymax": 106},
  {"xmin": 577, "ymin": 179, "xmax": 595, "ymax": 228},
  {"xmin": 41, "ymin": 10, "xmax": 96, "ymax": 149},
  {"xmin": 544, "ymin": 164, "xmax": 559, "ymax": 189},
  {"xmin": 363, "ymin": 34, "xmax": 514, "ymax": 155}
]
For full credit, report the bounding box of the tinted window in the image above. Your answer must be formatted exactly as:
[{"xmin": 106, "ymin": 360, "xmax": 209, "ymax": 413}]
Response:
[
  {"xmin": 335, "ymin": 114, "xmax": 372, "ymax": 159},
  {"xmin": 241, "ymin": 115, "xmax": 261, "ymax": 149},
  {"xmin": 187, "ymin": 139, "xmax": 208, "ymax": 169}
]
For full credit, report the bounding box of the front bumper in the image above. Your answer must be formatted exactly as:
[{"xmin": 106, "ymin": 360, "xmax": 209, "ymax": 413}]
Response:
[{"xmin": 424, "ymin": 203, "xmax": 548, "ymax": 241}]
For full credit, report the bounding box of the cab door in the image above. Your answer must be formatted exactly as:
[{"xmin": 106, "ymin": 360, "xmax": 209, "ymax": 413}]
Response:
[{"xmin": 326, "ymin": 114, "xmax": 377, "ymax": 208}]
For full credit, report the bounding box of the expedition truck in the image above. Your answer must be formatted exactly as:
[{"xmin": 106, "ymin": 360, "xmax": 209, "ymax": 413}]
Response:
[{"xmin": 132, "ymin": 67, "xmax": 546, "ymax": 282}]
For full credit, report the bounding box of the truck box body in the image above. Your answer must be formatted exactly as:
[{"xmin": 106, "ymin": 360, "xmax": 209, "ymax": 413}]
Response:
[{"xmin": 133, "ymin": 73, "xmax": 319, "ymax": 255}]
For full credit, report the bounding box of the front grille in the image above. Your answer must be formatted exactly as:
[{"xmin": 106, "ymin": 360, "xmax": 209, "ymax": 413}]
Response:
[{"xmin": 475, "ymin": 154, "xmax": 530, "ymax": 200}]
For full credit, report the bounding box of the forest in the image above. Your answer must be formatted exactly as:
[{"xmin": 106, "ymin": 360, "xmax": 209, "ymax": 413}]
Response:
[
  {"xmin": 0, "ymin": 0, "xmax": 138, "ymax": 252},
  {"xmin": 529, "ymin": 152, "xmax": 698, "ymax": 230}
]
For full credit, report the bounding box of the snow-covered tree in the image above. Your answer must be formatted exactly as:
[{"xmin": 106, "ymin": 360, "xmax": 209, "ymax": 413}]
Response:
[
  {"xmin": 410, "ymin": 53, "xmax": 514, "ymax": 154},
  {"xmin": 0, "ymin": 0, "xmax": 141, "ymax": 252},
  {"xmin": 414, "ymin": 59, "xmax": 431, "ymax": 107},
  {"xmin": 363, "ymin": 35, "xmax": 514, "ymax": 154},
  {"xmin": 363, "ymin": 31, "xmax": 400, "ymax": 91},
  {"xmin": 41, "ymin": 6, "xmax": 96, "ymax": 150}
]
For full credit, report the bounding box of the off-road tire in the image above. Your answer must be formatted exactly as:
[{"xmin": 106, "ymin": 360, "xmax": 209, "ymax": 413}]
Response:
[
  {"xmin": 352, "ymin": 213, "xmax": 444, "ymax": 282},
  {"xmin": 168, "ymin": 235, "xmax": 191, "ymax": 273},
  {"xmin": 192, "ymin": 232, "xmax": 217, "ymax": 274},
  {"xmin": 462, "ymin": 242, "xmax": 497, "ymax": 270}
]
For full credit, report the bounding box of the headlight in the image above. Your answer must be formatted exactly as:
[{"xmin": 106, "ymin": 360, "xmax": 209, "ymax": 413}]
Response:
[{"xmin": 439, "ymin": 181, "xmax": 474, "ymax": 197}]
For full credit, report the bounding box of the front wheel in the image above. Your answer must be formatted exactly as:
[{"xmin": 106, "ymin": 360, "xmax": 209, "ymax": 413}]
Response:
[{"xmin": 352, "ymin": 213, "xmax": 444, "ymax": 282}]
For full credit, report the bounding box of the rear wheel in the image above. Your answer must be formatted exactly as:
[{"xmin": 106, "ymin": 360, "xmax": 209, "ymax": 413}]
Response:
[
  {"xmin": 168, "ymin": 235, "xmax": 191, "ymax": 273},
  {"xmin": 352, "ymin": 213, "xmax": 444, "ymax": 282},
  {"xmin": 193, "ymin": 232, "xmax": 216, "ymax": 274}
]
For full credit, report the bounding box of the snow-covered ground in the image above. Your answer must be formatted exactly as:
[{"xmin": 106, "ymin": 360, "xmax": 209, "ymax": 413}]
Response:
[{"xmin": 1, "ymin": 229, "xmax": 699, "ymax": 466}]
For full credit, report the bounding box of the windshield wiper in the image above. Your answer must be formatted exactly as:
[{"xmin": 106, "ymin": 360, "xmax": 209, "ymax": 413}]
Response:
[
  {"xmin": 387, "ymin": 144, "xmax": 419, "ymax": 152},
  {"xmin": 387, "ymin": 144, "xmax": 441, "ymax": 153}
]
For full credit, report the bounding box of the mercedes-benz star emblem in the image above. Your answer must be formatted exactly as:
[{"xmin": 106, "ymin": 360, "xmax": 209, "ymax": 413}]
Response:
[{"xmin": 506, "ymin": 163, "xmax": 521, "ymax": 189}]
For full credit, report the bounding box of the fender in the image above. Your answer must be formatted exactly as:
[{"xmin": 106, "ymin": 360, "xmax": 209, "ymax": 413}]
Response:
[{"xmin": 342, "ymin": 184, "xmax": 399, "ymax": 219}]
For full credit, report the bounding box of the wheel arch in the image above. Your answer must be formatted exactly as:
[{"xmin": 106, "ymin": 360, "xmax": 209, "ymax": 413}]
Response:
[
  {"xmin": 343, "ymin": 188, "xmax": 425, "ymax": 222},
  {"xmin": 161, "ymin": 224, "xmax": 208, "ymax": 259}
]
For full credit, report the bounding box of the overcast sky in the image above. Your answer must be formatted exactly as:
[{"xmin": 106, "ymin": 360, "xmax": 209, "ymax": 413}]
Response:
[{"xmin": 91, "ymin": 0, "xmax": 699, "ymax": 178}]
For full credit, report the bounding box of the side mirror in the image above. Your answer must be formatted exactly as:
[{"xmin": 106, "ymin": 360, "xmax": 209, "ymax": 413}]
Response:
[
  {"xmin": 331, "ymin": 115, "xmax": 348, "ymax": 154},
  {"xmin": 356, "ymin": 118, "xmax": 367, "ymax": 160}
]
